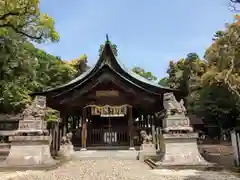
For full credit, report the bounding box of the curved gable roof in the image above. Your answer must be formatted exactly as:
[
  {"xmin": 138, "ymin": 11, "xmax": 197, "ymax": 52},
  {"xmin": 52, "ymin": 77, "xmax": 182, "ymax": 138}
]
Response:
[{"xmin": 33, "ymin": 36, "xmax": 175, "ymax": 95}]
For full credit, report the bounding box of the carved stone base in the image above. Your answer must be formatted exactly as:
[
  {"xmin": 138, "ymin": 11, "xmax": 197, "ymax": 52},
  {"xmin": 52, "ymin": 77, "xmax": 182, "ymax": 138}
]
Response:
[
  {"xmin": 58, "ymin": 144, "xmax": 74, "ymax": 159},
  {"xmin": 162, "ymin": 115, "xmax": 193, "ymax": 133},
  {"xmin": 156, "ymin": 133, "xmax": 211, "ymax": 167},
  {"xmin": 2, "ymin": 136, "xmax": 57, "ymax": 168},
  {"xmin": 138, "ymin": 143, "xmax": 157, "ymax": 162}
]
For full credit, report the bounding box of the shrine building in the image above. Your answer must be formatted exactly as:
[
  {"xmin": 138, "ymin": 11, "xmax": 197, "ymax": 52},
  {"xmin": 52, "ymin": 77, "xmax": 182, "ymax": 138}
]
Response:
[{"xmin": 32, "ymin": 36, "xmax": 179, "ymax": 150}]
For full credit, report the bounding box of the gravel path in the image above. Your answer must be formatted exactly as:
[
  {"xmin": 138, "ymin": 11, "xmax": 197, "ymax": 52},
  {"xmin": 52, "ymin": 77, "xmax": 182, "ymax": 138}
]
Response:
[{"xmin": 0, "ymin": 159, "xmax": 240, "ymax": 180}]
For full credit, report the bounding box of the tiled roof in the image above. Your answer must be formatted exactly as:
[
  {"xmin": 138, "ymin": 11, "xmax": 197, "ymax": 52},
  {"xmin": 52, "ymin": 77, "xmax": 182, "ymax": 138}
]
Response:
[{"xmin": 38, "ymin": 37, "xmax": 174, "ymax": 94}]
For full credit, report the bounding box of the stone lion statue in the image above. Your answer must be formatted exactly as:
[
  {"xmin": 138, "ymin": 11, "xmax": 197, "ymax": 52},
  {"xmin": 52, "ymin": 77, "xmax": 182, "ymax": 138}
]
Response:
[
  {"xmin": 59, "ymin": 132, "xmax": 74, "ymax": 159},
  {"xmin": 140, "ymin": 130, "xmax": 153, "ymax": 144},
  {"xmin": 163, "ymin": 92, "xmax": 186, "ymax": 116},
  {"xmin": 179, "ymin": 99, "xmax": 186, "ymax": 114},
  {"xmin": 22, "ymin": 96, "xmax": 46, "ymax": 120},
  {"xmin": 61, "ymin": 132, "xmax": 73, "ymax": 145}
]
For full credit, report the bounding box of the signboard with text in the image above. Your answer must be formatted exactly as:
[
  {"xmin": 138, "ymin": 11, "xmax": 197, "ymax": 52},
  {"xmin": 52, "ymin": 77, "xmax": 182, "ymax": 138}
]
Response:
[{"xmin": 89, "ymin": 105, "xmax": 128, "ymax": 117}]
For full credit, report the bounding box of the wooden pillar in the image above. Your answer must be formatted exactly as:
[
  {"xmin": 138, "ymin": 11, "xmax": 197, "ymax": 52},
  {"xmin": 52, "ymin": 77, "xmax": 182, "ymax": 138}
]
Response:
[
  {"xmin": 63, "ymin": 115, "xmax": 67, "ymax": 136},
  {"xmin": 56, "ymin": 113, "xmax": 65, "ymax": 151},
  {"xmin": 57, "ymin": 122, "xmax": 62, "ymax": 151},
  {"xmin": 151, "ymin": 115, "xmax": 156, "ymax": 145},
  {"xmin": 81, "ymin": 107, "xmax": 87, "ymax": 150},
  {"xmin": 156, "ymin": 127, "xmax": 160, "ymax": 151},
  {"xmin": 128, "ymin": 106, "xmax": 135, "ymax": 150}
]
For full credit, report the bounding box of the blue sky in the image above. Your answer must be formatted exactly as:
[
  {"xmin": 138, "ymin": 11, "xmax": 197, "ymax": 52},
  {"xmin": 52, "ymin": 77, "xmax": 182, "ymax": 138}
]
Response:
[{"xmin": 39, "ymin": 0, "xmax": 234, "ymax": 78}]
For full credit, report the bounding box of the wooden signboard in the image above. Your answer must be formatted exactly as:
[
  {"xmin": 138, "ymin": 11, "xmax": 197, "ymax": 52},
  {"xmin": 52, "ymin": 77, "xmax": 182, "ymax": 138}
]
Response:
[
  {"xmin": 89, "ymin": 105, "xmax": 127, "ymax": 117},
  {"xmin": 95, "ymin": 90, "xmax": 119, "ymax": 97}
]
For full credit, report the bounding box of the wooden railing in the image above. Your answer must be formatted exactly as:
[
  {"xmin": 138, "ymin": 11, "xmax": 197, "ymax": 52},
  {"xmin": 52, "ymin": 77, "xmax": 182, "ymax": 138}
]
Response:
[{"xmin": 87, "ymin": 128, "xmax": 129, "ymax": 146}]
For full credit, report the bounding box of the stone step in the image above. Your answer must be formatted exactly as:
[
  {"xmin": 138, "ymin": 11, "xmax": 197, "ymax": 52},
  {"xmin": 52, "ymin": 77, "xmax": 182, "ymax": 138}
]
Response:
[{"xmin": 73, "ymin": 150, "xmax": 139, "ymax": 160}]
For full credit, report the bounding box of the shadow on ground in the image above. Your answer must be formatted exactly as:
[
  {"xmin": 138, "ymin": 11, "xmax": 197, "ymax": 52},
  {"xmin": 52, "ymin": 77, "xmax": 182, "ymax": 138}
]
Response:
[{"xmin": 182, "ymin": 170, "xmax": 240, "ymax": 180}]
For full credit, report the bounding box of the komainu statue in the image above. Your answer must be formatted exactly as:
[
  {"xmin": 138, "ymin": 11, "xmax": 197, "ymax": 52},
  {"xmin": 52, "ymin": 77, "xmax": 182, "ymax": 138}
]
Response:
[
  {"xmin": 22, "ymin": 96, "xmax": 46, "ymax": 121},
  {"xmin": 140, "ymin": 130, "xmax": 153, "ymax": 144},
  {"xmin": 59, "ymin": 132, "xmax": 74, "ymax": 159},
  {"xmin": 179, "ymin": 99, "xmax": 187, "ymax": 114},
  {"xmin": 163, "ymin": 92, "xmax": 186, "ymax": 116},
  {"xmin": 14, "ymin": 96, "xmax": 48, "ymax": 136},
  {"xmin": 61, "ymin": 132, "xmax": 73, "ymax": 145}
]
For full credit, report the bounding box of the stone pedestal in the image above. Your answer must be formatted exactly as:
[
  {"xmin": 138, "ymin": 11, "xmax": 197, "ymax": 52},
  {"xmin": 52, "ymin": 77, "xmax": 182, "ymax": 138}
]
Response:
[
  {"xmin": 3, "ymin": 136, "xmax": 57, "ymax": 167},
  {"xmin": 156, "ymin": 133, "xmax": 211, "ymax": 167},
  {"xmin": 138, "ymin": 143, "xmax": 157, "ymax": 161},
  {"xmin": 162, "ymin": 115, "xmax": 193, "ymax": 133},
  {"xmin": 58, "ymin": 144, "xmax": 74, "ymax": 159},
  {"xmin": 0, "ymin": 96, "xmax": 59, "ymax": 169}
]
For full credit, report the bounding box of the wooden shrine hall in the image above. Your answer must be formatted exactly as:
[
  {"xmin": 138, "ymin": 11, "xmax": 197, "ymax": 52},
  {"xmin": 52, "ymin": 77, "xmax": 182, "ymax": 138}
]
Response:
[{"xmin": 32, "ymin": 36, "xmax": 178, "ymax": 150}]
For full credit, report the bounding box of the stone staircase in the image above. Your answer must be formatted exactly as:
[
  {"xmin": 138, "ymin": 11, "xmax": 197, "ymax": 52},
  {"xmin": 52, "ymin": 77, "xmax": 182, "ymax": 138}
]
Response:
[{"xmin": 73, "ymin": 150, "xmax": 139, "ymax": 160}]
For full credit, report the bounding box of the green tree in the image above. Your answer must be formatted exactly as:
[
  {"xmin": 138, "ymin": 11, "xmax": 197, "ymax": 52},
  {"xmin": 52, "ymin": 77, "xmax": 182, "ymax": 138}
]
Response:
[
  {"xmin": 158, "ymin": 77, "xmax": 169, "ymax": 86},
  {"xmin": 66, "ymin": 54, "xmax": 89, "ymax": 76},
  {"xmin": 0, "ymin": 32, "xmax": 77, "ymax": 113},
  {"xmin": 0, "ymin": 0, "xmax": 59, "ymax": 43},
  {"xmin": 162, "ymin": 54, "xmax": 207, "ymax": 115},
  {"xmin": 165, "ymin": 55, "xmax": 206, "ymax": 93},
  {"xmin": 198, "ymin": 15, "xmax": 240, "ymax": 130},
  {"xmin": 132, "ymin": 67, "xmax": 157, "ymax": 81},
  {"xmin": 194, "ymin": 84, "xmax": 239, "ymax": 135},
  {"xmin": 203, "ymin": 15, "xmax": 240, "ymax": 99},
  {"xmin": 0, "ymin": 0, "xmax": 76, "ymax": 114}
]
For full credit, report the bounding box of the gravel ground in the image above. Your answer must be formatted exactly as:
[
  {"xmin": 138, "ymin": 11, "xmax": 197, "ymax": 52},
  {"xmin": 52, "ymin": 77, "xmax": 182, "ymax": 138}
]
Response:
[{"xmin": 0, "ymin": 159, "xmax": 240, "ymax": 180}]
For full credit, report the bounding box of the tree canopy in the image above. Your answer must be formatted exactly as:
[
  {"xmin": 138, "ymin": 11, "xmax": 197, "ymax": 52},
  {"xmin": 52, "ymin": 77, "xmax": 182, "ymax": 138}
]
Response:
[
  {"xmin": 0, "ymin": 0, "xmax": 88, "ymax": 114},
  {"xmin": 0, "ymin": 0, "xmax": 59, "ymax": 43},
  {"xmin": 132, "ymin": 67, "xmax": 157, "ymax": 81},
  {"xmin": 157, "ymin": 16, "xmax": 240, "ymax": 135}
]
